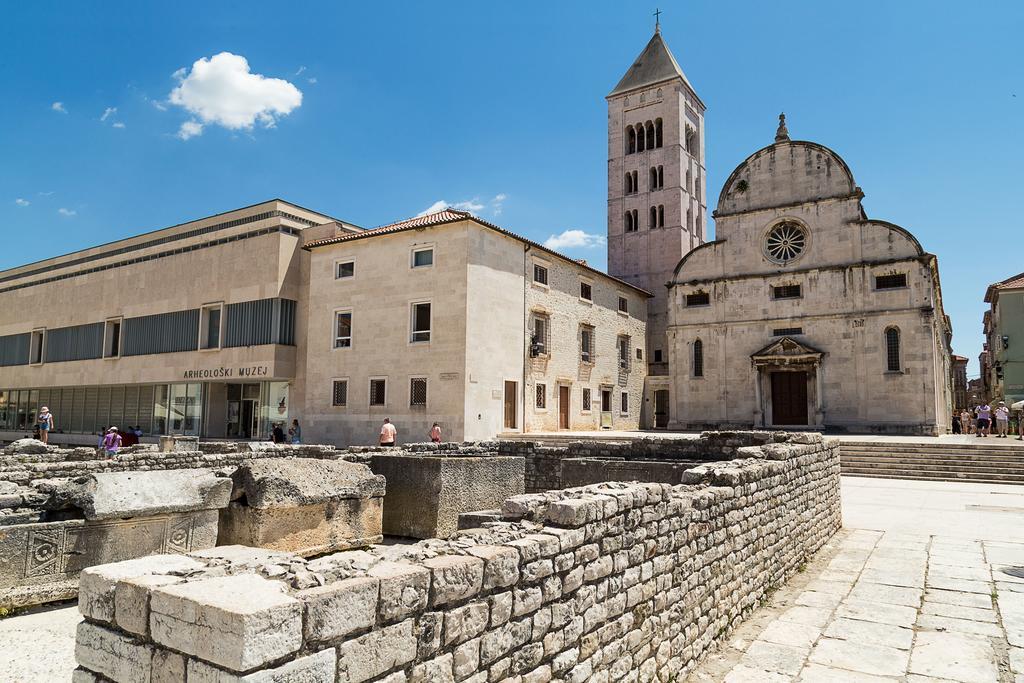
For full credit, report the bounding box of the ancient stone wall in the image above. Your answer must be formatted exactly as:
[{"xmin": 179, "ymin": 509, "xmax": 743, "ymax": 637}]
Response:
[{"xmin": 73, "ymin": 436, "xmax": 841, "ymax": 683}]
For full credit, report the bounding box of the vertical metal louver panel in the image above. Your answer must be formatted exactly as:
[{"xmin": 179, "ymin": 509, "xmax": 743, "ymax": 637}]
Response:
[
  {"xmin": 224, "ymin": 298, "xmax": 296, "ymax": 347},
  {"xmin": 0, "ymin": 333, "xmax": 29, "ymax": 366},
  {"xmin": 59, "ymin": 389, "xmax": 73, "ymax": 431},
  {"xmin": 84, "ymin": 387, "xmax": 99, "ymax": 433},
  {"xmin": 124, "ymin": 385, "xmax": 140, "ymax": 427},
  {"xmin": 43, "ymin": 323, "xmax": 104, "ymax": 362},
  {"xmin": 96, "ymin": 386, "xmax": 111, "ymax": 431},
  {"xmin": 138, "ymin": 385, "xmax": 155, "ymax": 434},
  {"xmin": 122, "ymin": 310, "xmax": 200, "ymax": 356},
  {"xmin": 71, "ymin": 388, "xmax": 86, "ymax": 432},
  {"xmin": 109, "ymin": 386, "xmax": 125, "ymax": 429}
]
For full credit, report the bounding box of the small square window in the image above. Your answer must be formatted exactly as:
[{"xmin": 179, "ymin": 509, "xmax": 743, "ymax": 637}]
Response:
[
  {"xmin": 369, "ymin": 379, "xmax": 387, "ymax": 406},
  {"xmin": 772, "ymin": 284, "xmax": 802, "ymax": 300},
  {"xmin": 332, "ymin": 380, "xmax": 348, "ymax": 407},
  {"xmin": 686, "ymin": 292, "xmax": 710, "ymax": 307},
  {"xmin": 620, "ymin": 391, "xmax": 629, "ymax": 415},
  {"xmin": 580, "ymin": 281, "xmax": 593, "ymax": 301},
  {"xmin": 336, "ymin": 261, "xmax": 355, "ymax": 279},
  {"xmin": 412, "ymin": 248, "xmax": 434, "ymax": 268},
  {"xmin": 582, "ymin": 388, "xmax": 592, "ymax": 412},
  {"xmin": 410, "ymin": 378, "xmax": 427, "ymax": 407},
  {"xmin": 534, "ymin": 264, "xmax": 548, "ymax": 285},
  {"xmin": 618, "ymin": 296, "xmax": 628, "ymax": 314},
  {"xmin": 411, "ymin": 302, "xmax": 431, "ymax": 343},
  {"xmin": 334, "ymin": 312, "xmax": 352, "ymax": 348},
  {"xmin": 535, "ymin": 383, "xmax": 546, "ymax": 409},
  {"xmin": 636, "ymin": 348, "xmax": 643, "ymax": 361}
]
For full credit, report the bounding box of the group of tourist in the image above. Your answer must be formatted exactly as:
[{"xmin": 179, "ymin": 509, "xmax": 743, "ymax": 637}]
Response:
[
  {"xmin": 377, "ymin": 418, "xmax": 443, "ymax": 446},
  {"xmin": 271, "ymin": 419, "xmax": 302, "ymax": 444},
  {"xmin": 955, "ymin": 401, "xmax": 1023, "ymax": 439}
]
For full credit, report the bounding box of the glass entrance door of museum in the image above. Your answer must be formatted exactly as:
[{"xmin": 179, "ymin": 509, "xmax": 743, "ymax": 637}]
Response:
[{"xmin": 226, "ymin": 383, "xmax": 261, "ymax": 438}]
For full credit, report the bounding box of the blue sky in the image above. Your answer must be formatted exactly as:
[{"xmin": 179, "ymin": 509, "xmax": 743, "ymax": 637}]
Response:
[{"xmin": 3, "ymin": 1, "xmax": 1021, "ymax": 375}]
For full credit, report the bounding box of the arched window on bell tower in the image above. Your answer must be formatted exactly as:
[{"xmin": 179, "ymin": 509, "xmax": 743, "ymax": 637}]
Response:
[
  {"xmin": 649, "ymin": 207, "xmax": 657, "ymax": 229},
  {"xmin": 626, "ymin": 126, "xmax": 636, "ymax": 154},
  {"xmin": 655, "ymin": 118, "xmax": 663, "ymax": 148},
  {"xmin": 645, "ymin": 121, "xmax": 655, "ymax": 150},
  {"xmin": 649, "ymin": 167, "xmax": 658, "ymax": 191}
]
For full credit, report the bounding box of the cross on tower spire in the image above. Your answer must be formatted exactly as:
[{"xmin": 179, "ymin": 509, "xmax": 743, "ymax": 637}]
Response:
[{"xmin": 653, "ymin": 7, "xmax": 662, "ymax": 32}]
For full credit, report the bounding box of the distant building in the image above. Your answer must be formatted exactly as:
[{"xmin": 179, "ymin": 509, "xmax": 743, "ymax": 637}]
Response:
[
  {"xmin": 667, "ymin": 117, "xmax": 954, "ymax": 435},
  {"xmin": 983, "ymin": 272, "xmax": 1024, "ymax": 406},
  {"xmin": 0, "ymin": 201, "xmax": 648, "ymax": 445},
  {"xmin": 951, "ymin": 355, "xmax": 969, "ymax": 411}
]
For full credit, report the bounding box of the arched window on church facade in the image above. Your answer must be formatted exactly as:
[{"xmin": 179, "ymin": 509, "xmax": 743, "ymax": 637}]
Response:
[
  {"xmin": 637, "ymin": 124, "xmax": 646, "ymax": 152},
  {"xmin": 645, "ymin": 122, "xmax": 655, "ymax": 151},
  {"xmin": 631, "ymin": 171, "xmax": 638, "ymax": 194},
  {"xmin": 685, "ymin": 169, "xmax": 692, "ymax": 193},
  {"xmin": 649, "ymin": 167, "xmax": 658, "ymax": 191},
  {"xmin": 657, "ymin": 166, "xmax": 664, "ymax": 188},
  {"xmin": 655, "ymin": 118, "xmax": 663, "ymax": 148},
  {"xmin": 649, "ymin": 207, "xmax": 657, "ymax": 229},
  {"xmin": 693, "ymin": 339, "xmax": 704, "ymax": 378},
  {"xmin": 626, "ymin": 126, "xmax": 636, "ymax": 155},
  {"xmin": 658, "ymin": 205, "xmax": 665, "ymax": 227},
  {"xmin": 885, "ymin": 327, "xmax": 902, "ymax": 372},
  {"xmin": 624, "ymin": 211, "xmax": 633, "ymax": 233},
  {"xmin": 686, "ymin": 208, "xmax": 693, "ymax": 231}
]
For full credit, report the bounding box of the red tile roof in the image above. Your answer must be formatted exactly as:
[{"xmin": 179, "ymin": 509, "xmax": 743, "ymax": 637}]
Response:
[
  {"xmin": 303, "ymin": 209, "xmax": 653, "ymax": 297},
  {"xmin": 985, "ymin": 272, "xmax": 1024, "ymax": 302}
]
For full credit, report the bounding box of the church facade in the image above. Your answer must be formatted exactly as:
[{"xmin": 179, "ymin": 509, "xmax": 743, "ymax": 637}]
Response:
[{"xmin": 665, "ymin": 117, "xmax": 954, "ymax": 434}]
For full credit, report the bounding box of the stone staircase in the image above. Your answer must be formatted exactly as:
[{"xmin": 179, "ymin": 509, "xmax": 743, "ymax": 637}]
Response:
[{"xmin": 840, "ymin": 440, "xmax": 1024, "ymax": 484}]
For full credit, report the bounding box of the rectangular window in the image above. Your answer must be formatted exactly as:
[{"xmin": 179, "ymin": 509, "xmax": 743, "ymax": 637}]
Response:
[
  {"xmin": 410, "ymin": 378, "xmax": 427, "ymax": 407},
  {"xmin": 533, "ymin": 264, "xmax": 548, "ymax": 285},
  {"xmin": 369, "ymin": 379, "xmax": 387, "ymax": 406},
  {"xmin": 620, "ymin": 391, "xmax": 629, "ymax": 415},
  {"xmin": 531, "ymin": 315, "xmax": 548, "ymax": 356},
  {"xmin": 336, "ymin": 261, "xmax": 355, "ymax": 279},
  {"xmin": 412, "ymin": 248, "xmax": 434, "ymax": 268},
  {"xmin": 653, "ymin": 349, "xmax": 663, "ymax": 363},
  {"xmin": 199, "ymin": 304, "xmax": 222, "ymax": 350},
  {"xmin": 29, "ymin": 329, "xmax": 44, "ymax": 365},
  {"xmin": 875, "ymin": 273, "xmax": 907, "ymax": 290},
  {"xmin": 535, "ymin": 383, "xmax": 546, "ymax": 409},
  {"xmin": 103, "ymin": 318, "xmax": 122, "ymax": 358},
  {"xmin": 582, "ymin": 388, "xmax": 592, "ymax": 412},
  {"xmin": 636, "ymin": 348, "xmax": 643, "ymax": 361},
  {"xmin": 580, "ymin": 281, "xmax": 592, "ymax": 302},
  {"xmin": 686, "ymin": 292, "xmax": 710, "ymax": 307},
  {"xmin": 580, "ymin": 326, "xmax": 594, "ymax": 363},
  {"xmin": 772, "ymin": 284, "xmax": 802, "ymax": 299},
  {"xmin": 618, "ymin": 296, "xmax": 628, "ymax": 314},
  {"xmin": 332, "ymin": 380, "xmax": 348, "ymax": 407},
  {"xmin": 411, "ymin": 302, "xmax": 431, "ymax": 343},
  {"xmin": 618, "ymin": 336, "xmax": 630, "ymax": 370},
  {"xmin": 773, "ymin": 327, "xmax": 803, "ymax": 336},
  {"xmin": 334, "ymin": 311, "xmax": 352, "ymax": 348}
]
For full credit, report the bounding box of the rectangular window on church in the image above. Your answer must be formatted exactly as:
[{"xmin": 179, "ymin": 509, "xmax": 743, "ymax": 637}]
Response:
[
  {"xmin": 772, "ymin": 284, "xmax": 802, "ymax": 300},
  {"xmin": 773, "ymin": 327, "xmax": 803, "ymax": 337},
  {"xmin": 875, "ymin": 273, "xmax": 908, "ymax": 290},
  {"xmin": 533, "ymin": 264, "xmax": 548, "ymax": 286},
  {"xmin": 535, "ymin": 383, "xmax": 546, "ymax": 410},
  {"xmin": 618, "ymin": 296, "xmax": 628, "ymax": 314},
  {"xmin": 686, "ymin": 292, "xmax": 710, "ymax": 307}
]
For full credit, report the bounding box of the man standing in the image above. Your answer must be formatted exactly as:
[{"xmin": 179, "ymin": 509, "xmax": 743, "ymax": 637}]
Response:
[
  {"xmin": 975, "ymin": 403, "xmax": 992, "ymax": 438},
  {"xmin": 995, "ymin": 402, "xmax": 1011, "ymax": 438},
  {"xmin": 380, "ymin": 418, "xmax": 397, "ymax": 447}
]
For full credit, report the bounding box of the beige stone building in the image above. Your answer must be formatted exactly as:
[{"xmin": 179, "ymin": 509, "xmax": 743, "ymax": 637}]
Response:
[
  {"xmin": 0, "ymin": 202, "xmax": 647, "ymax": 445},
  {"xmin": 300, "ymin": 210, "xmax": 648, "ymax": 445},
  {"xmin": 606, "ymin": 26, "xmax": 707, "ymax": 428},
  {"xmin": 667, "ymin": 117, "xmax": 953, "ymax": 435}
]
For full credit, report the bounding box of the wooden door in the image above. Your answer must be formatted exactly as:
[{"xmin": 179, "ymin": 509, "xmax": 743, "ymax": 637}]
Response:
[
  {"xmin": 558, "ymin": 386, "xmax": 570, "ymax": 429},
  {"xmin": 770, "ymin": 371, "xmax": 808, "ymax": 425},
  {"xmin": 654, "ymin": 390, "xmax": 669, "ymax": 429},
  {"xmin": 503, "ymin": 381, "xmax": 517, "ymax": 429}
]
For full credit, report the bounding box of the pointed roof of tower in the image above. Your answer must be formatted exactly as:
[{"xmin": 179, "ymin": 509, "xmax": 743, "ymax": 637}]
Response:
[{"xmin": 608, "ymin": 29, "xmax": 695, "ymax": 98}]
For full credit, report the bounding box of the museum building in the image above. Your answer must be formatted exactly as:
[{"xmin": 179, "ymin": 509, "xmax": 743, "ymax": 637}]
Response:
[{"xmin": 0, "ymin": 200, "xmax": 648, "ymax": 444}]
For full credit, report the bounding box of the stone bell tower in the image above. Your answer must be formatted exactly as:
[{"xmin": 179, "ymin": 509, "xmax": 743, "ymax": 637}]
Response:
[{"xmin": 606, "ymin": 22, "xmax": 707, "ymax": 426}]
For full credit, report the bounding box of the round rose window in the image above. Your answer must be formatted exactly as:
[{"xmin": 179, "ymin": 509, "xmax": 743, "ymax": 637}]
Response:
[{"xmin": 764, "ymin": 222, "xmax": 806, "ymax": 263}]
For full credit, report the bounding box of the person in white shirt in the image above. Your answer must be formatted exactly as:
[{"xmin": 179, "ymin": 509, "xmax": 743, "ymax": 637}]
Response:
[
  {"xmin": 379, "ymin": 418, "xmax": 397, "ymax": 447},
  {"xmin": 995, "ymin": 402, "xmax": 1011, "ymax": 438}
]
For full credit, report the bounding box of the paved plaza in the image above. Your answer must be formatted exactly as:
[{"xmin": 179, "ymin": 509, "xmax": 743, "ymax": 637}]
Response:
[{"xmin": 4, "ymin": 475, "xmax": 1024, "ymax": 682}]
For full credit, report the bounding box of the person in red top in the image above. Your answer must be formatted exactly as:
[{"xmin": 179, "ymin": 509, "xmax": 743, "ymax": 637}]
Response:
[
  {"xmin": 379, "ymin": 418, "xmax": 397, "ymax": 446},
  {"xmin": 429, "ymin": 423, "xmax": 442, "ymax": 443}
]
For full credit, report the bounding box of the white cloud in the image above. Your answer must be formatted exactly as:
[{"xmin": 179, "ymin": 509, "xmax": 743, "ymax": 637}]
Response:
[
  {"xmin": 176, "ymin": 120, "xmax": 203, "ymax": 140},
  {"xmin": 295, "ymin": 65, "xmax": 306, "ymax": 76},
  {"xmin": 416, "ymin": 198, "xmax": 486, "ymax": 217},
  {"xmin": 100, "ymin": 107, "xmax": 117, "ymax": 121},
  {"xmin": 168, "ymin": 52, "xmax": 302, "ymax": 139},
  {"xmin": 307, "ymin": 77, "xmax": 317, "ymax": 84},
  {"xmin": 542, "ymin": 229, "xmax": 606, "ymax": 251},
  {"xmin": 57, "ymin": 208, "xmax": 76, "ymax": 217},
  {"xmin": 37, "ymin": 191, "xmax": 54, "ymax": 196},
  {"xmin": 14, "ymin": 198, "xmax": 29, "ymax": 207},
  {"xmin": 51, "ymin": 101, "xmax": 66, "ymax": 113},
  {"xmin": 112, "ymin": 122, "xmax": 126, "ymax": 129},
  {"xmin": 491, "ymin": 193, "xmax": 507, "ymax": 215}
]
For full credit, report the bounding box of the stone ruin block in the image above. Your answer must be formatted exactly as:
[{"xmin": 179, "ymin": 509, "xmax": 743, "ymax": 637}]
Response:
[
  {"xmin": 0, "ymin": 469, "xmax": 230, "ymax": 609},
  {"xmin": 370, "ymin": 453, "xmax": 525, "ymax": 539},
  {"xmin": 217, "ymin": 458, "xmax": 385, "ymax": 556}
]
